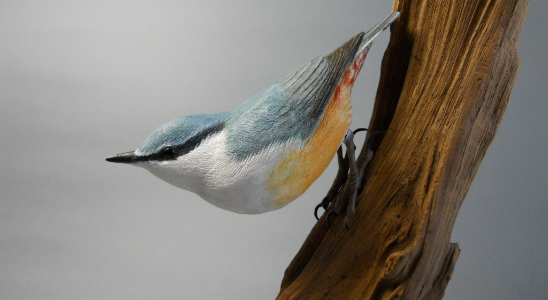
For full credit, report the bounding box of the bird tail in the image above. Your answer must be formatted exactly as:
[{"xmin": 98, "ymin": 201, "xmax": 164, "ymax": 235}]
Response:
[{"xmin": 355, "ymin": 11, "xmax": 400, "ymax": 58}]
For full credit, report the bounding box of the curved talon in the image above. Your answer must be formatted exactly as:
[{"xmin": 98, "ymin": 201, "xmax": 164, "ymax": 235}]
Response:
[
  {"xmin": 351, "ymin": 128, "xmax": 368, "ymax": 150},
  {"xmin": 314, "ymin": 203, "xmax": 323, "ymax": 220},
  {"xmin": 353, "ymin": 128, "xmax": 368, "ymax": 134},
  {"xmin": 317, "ymin": 128, "xmax": 374, "ymax": 228}
]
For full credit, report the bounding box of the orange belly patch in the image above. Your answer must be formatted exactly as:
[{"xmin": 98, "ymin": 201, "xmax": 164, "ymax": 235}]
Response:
[{"xmin": 266, "ymin": 49, "xmax": 368, "ymax": 207}]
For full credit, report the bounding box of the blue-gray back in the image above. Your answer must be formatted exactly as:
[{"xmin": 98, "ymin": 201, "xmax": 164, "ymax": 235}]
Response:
[
  {"xmin": 137, "ymin": 33, "xmax": 364, "ymax": 160},
  {"xmin": 225, "ymin": 32, "xmax": 364, "ymax": 159}
]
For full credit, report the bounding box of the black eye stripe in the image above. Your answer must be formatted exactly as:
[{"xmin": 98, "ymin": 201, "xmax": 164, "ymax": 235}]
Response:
[
  {"xmin": 173, "ymin": 123, "xmax": 224, "ymax": 157},
  {"xmin": 134, "ymin": 122, "xmax": 224, "ymax": 162}
]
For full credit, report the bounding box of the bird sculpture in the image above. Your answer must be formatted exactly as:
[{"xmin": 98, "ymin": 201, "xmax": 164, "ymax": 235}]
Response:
[{"xmin": 107, "ymin": 12, "xmax": 400, "ymax": 224}]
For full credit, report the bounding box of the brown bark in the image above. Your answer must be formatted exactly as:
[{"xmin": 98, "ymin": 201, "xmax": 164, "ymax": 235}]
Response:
[{"xmin": 277, "ymin": 0, "xmax": 529, "ymax": 299}]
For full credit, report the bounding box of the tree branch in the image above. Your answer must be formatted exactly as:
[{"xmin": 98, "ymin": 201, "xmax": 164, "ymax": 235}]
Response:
[{"xmin": 277, "ymin": 0, "xmax": 529, "ymax": 299}]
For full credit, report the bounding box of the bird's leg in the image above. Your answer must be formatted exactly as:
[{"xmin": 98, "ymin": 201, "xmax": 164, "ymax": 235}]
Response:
[
  {"xmin": 334, "ymin": 130, "xmax": 359, "ymax": 229},
  {"xmin": 356, "ymin": 131, "xmax": 386, "ymax": 192},
  {"xmin": 314, "ymin": 146, "xmax": 349, "ymax": 220},
  {"xmin": 343, "ymin": 130, "xmax": 386, "ymax": 228},
  {"xmin": 315, "ymin": 128, "xmax": 368, "ymax": 221},
  {"xmin": 325, "ymin": 130, "xmax": 386, "ymax": 229}
]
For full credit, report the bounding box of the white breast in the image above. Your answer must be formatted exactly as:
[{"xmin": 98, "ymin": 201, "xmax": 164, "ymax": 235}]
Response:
[{"xmin": 138, "ymin": 131, "xmax": 301, "ymax": 214}]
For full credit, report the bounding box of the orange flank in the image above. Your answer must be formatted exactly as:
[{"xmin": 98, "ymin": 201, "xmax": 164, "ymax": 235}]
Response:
[{"xmin": 266, "ymin": 51, "xmax": 367, "ymax": 207}]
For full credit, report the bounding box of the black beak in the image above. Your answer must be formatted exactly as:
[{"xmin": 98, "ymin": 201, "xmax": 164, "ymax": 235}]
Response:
[{"xmin": 106, "ymin": 151, "xmax": 137, "ymax": 164}]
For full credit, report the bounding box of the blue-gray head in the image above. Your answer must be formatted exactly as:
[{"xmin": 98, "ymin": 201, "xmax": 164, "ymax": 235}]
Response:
[
  {"xmin": 106, "ymin": 113, "xmax": 232, "ymax": 201},
  {"xmin": 106, "ymin": 114, "xmax": 226, "ymax": 165}
]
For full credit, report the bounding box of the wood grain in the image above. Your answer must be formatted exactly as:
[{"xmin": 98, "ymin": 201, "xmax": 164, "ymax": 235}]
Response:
[{"xmin": 277, "ymin": 0, "xmax": 529, "ymax": 299}]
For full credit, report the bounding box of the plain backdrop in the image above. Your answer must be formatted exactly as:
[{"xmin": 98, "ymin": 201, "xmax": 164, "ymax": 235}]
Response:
[{"xmin": 1, "ymin": 0, "xmax": 546, "ymax": 299}]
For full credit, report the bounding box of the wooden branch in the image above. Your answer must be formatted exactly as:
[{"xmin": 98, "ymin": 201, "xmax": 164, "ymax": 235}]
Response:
[{"xmin": 277, "ymin": 0, "xmax": 529, "ymax": 299}]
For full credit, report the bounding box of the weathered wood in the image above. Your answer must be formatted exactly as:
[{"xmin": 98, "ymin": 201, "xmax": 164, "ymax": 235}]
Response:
[{"xmin": 277, "ymin": 0, "xmax": 529, "ymax": 299}]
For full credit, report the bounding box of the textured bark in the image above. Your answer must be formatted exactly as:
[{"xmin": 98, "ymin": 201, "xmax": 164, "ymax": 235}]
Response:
[{"xmin": 277, "ymin": 0, "xmax": 529, "ymax": 299}]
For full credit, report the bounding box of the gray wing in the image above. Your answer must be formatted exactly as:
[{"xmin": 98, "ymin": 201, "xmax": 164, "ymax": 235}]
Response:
[
  {"xmin": 278, "ymin": 32, "xmax": 365, "ymax": 124},
  {"xmin": 224, "ymin": 33, "xmax": 364, "ymax": 160}
]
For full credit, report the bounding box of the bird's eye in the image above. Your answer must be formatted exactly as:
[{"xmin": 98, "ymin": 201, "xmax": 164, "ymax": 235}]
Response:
[{"xmin": 163, "ymin": 147, "xmax": 175, "ymax": 157}]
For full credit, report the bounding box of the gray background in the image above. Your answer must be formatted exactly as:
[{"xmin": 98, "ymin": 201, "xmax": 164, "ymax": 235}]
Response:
[{"xmin": 1, "ymin": 0, "xmax": 546, "ymax": 299}]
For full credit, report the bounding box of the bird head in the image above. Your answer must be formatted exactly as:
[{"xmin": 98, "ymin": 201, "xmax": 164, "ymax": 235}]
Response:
[
  {"xmin": 106, "ymin": 114, "xmax": 226, "ymax": 189},
  {"xmin": 107, "ymin": 114, "xmax": 225, "ymax": 163}
]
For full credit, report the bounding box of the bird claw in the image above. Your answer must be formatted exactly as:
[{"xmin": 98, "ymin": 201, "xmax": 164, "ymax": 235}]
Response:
[
  {"xmin": 314, "ymin": 203, "xmax": 323, "ymax": 220},
  {"xmin": 313, "ymin": 145, "xmax": 349, "ymax": 220},
  {"xmin": 316, "ymin": 128, "xmax": 385, "ymax": 229},
  {"xmin": 315, "ymin": 129, "xmax": 360, "ymax": 224}
]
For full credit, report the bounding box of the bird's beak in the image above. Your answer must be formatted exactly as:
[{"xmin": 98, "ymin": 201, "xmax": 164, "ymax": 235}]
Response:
[{"xmin": 106, "ymin": 151, "xmax": 137, "ymax": 164}]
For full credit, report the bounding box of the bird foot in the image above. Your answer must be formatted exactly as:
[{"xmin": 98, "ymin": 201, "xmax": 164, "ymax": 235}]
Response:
[
  {"xmin": 315, "ymin": 129, "xmax": 385, "ymax": 229},
  {"xmin": 314, "ymin": 145, "xmax": 349, "ymax": 220},
  {"xmin": 315, "ymin": 129, "xmax": 363, "ymax": 223}
]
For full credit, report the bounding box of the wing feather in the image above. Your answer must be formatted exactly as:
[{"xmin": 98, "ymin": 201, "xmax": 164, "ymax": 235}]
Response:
[
  {"xmin": 278, "ymin": 32, "xmax": 364, "ymax": 123},
  {"xmin": 224, "ymin": 33, "xmax": 367, "ymax": 159}
]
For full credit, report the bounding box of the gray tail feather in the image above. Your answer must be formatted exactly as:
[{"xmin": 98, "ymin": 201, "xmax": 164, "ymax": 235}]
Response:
[{"xmin": 356, "ymin": 12, "xmax": 400, "ymax": 56}]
